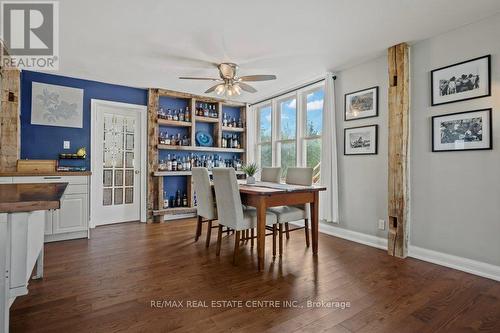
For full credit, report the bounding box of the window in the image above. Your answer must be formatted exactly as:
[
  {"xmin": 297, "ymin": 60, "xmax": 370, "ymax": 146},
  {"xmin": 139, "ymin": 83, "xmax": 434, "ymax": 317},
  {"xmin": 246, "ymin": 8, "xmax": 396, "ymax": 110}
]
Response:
[
  {"xmin": 257, "ymin": 104, "xmax": 272, "ymax": 167},
  {"xmin": 277, "ymin": 96, "xmax": 297, "ymax": 177},
  {"xmin": 303, "ymin": 88, "xmax": 324, "ymax": 183},
  {"xmin": 253, "ymin": 83, "xmax": 324, "ymax": 183}
]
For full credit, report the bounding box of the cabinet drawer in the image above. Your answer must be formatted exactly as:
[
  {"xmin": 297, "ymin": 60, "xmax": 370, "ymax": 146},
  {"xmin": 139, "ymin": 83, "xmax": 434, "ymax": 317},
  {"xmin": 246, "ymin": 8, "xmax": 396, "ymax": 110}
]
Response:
[
  {"xmin": 12, "ymin": 176, "xmax": 88, "ymax": 185},
  {"xmin": 65, "ymin": 184, "xmax": 88, "ymax": 195}
]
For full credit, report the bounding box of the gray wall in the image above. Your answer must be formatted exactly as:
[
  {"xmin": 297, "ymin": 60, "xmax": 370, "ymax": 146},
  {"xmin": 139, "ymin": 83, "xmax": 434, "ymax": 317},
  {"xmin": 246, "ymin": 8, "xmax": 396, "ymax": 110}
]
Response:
[
  {"xmin": 332, "ymin": 13, "xmax": 500, "ymax": 267},
  {"xmin": 411, "ymin": 14, "xmax": 500, "ymax": 266},
  {"xmin": 334, "ymin": 56, "xmax": 389, "ymax": 239}
]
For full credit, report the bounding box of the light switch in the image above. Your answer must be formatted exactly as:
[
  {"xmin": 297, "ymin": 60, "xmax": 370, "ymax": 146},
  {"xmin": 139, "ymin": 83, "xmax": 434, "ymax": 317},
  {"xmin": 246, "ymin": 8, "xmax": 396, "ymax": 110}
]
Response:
[{"xmin": 63, "ymin": 141, "xmax": 70, "ymax": 149}]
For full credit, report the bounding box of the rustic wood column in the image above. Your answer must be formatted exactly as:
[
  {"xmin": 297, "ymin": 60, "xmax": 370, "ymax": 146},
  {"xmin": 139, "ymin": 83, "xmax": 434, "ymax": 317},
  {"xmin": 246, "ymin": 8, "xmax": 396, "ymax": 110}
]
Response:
[
  {"xmin": 0, "ymin": 47, "xmax": 21, "ymax": 171},
  {"xmin": 387, "ymin": 43, "xmax": 410, "ymax": 258},
  {"xmin": 147, "ymin": 88, "xmax": 160, "ymax": 222}
]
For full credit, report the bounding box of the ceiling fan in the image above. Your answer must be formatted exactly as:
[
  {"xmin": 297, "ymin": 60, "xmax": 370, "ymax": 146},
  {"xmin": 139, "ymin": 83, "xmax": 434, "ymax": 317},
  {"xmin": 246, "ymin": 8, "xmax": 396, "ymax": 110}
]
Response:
[{"xmin": 179, "ymin": 63, "xmax": 276, "ymax": 96}]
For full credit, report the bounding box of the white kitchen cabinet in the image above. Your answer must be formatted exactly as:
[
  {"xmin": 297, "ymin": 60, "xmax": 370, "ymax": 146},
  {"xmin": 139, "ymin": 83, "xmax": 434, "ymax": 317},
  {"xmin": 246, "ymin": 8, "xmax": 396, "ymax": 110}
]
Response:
[
  {"xmin": 0, "ymin": 174, "xmax": 90, "ymax": 242},
  {"xmin": 53, "ymin": 193, "xmax": 88, "ymax": 234}
]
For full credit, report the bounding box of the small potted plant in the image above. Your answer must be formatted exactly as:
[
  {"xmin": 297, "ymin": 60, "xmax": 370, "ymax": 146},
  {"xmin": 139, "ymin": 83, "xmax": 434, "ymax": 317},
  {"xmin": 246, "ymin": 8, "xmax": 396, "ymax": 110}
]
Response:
[{"xmin": 242, "ymin": 162, "xmax": 259, "ymax": 184}]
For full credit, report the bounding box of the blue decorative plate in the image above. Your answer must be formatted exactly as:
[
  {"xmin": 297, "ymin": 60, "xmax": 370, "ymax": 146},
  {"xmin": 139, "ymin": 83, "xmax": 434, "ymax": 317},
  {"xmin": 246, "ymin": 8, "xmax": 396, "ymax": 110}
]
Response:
[{"xmin": 195, "ymin": 131, "xmax": 213, "ymax": 147}]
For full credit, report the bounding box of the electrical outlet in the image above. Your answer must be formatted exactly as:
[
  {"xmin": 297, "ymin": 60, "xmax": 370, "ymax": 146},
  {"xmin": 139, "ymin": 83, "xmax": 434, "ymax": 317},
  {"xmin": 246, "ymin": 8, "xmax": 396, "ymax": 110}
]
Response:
[
  {"xmin": 378, "ymin": 219, "xmax": 385, "ymax": 230},
  {"xmin": 63, "ymin": 141, "xmax": 70, "ymax": 149}
]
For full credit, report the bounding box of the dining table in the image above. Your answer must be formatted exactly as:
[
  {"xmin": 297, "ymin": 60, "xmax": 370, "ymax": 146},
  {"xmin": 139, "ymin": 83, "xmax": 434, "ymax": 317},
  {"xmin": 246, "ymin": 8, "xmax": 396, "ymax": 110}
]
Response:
[{"xmin": 236, "ymin": 181, "xmax": 326, "ymax": 271}]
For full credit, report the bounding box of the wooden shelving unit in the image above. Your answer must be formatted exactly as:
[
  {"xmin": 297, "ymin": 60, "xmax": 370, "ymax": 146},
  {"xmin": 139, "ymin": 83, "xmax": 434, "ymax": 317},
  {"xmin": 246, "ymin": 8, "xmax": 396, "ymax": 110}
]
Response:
[
  {"xmin": 195, "ymin": 116, "xmax": 219, "ymax": 123},
  {"xmin": 147, "ymin": 88, "xmax": 248, "ymax": 222},
  {"xmin": 157, "ymin": 144, "xmax": 245, "ymax": 153},
  {"xmin": 221, "ymin": 126, "xmax": 245, "ymax": 133},
  {"xmin": 153, "ymin": 170, "xmax": 245, "ymax": 177},
  {"xmin": 157, "ymin": 119, "xmax": 192, "ymax": 127}
]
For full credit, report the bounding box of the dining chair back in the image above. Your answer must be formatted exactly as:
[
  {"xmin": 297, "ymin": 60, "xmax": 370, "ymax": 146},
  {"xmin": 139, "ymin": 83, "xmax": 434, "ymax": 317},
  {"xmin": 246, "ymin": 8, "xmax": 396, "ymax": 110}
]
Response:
[
  {"xmin": 286, "ymin": 167, "xmax": 313, "ymax": 186},
  {"xmin": 261, "ymin": 167, "xmax": 281, "ymax": 183},
  {"xmin": 192, "ymin": 167, "xmax": 217, "ymax": 220},
  {"xmin": 212, "ymin": 168, "xmax": 244, "ymax": 231}
]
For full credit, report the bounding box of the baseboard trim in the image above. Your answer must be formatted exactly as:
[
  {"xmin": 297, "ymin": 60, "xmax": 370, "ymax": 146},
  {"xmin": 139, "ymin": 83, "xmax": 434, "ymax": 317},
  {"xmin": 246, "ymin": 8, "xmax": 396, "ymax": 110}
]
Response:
[
  {"xmin": 408, "ymin": 245, "xmax": 500, "ymax": 282},
  {"xmin": 318, "ymin": 223, "xmax": 388, "ymax": 250},
  {"xmin": 316, "ymin": 223, "xmax": 500, "ymax": 282}
]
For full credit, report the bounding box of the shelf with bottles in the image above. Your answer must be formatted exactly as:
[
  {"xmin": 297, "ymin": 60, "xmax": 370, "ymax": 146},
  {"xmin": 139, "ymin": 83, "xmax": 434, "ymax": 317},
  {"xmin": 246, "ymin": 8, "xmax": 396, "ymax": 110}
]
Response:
[
  {"xmin": 157, "ymin": 96, "xmax": 192, "ymax": 123},
  {"xmin": 153, "ymin": 170, "xmax": 245, "ymax": 177},
  {"xmin": 221, "ymin": 133, "xmax": 244, "ymax": 150},
  {"xmin": 193, "ymin": 101, "xmax": 219, "ymax": 120},
  {"xmin": 157, "ymin": 145, "xmax": 245, "ymax": 153},
  {"xmin": 158, "ymin": 173, "xmax": 192, "ymax": 210},
  {"xmin": 158, "ymin": 127, "xmax": 191, "ymax": 148},
  {"xmin": 157, "ymin": 152, "xmax": 244, "ymax": 173}
]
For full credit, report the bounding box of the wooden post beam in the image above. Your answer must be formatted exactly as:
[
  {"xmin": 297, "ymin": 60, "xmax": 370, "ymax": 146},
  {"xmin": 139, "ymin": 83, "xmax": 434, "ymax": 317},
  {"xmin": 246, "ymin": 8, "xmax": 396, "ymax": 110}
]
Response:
[
  {"xmin": 0, "ymin": 43, "xmax": 21, "ymax": 172},
  {"xmin": 387, "ymin": 43, "xmax": 410, "ymax": 258}
]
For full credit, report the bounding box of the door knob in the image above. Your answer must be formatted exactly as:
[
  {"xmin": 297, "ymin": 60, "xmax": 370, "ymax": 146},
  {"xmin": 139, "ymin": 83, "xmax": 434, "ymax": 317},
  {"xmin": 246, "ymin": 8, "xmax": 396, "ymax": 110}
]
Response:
[{"xmin": 135, "ymin": 170, "xmax": 140, "ymax": 174}]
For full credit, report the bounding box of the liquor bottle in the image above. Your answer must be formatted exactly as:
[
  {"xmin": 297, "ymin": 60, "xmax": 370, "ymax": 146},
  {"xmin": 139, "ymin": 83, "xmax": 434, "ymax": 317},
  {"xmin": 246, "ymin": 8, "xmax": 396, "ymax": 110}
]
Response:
[
  {"xmin": 175, "ymin": 190, "xmax": 181, "ymax": 207},
  {"xmin": 163, "ymin": 191, "xmax": 169, "ymax": 208},
  {"xmin": 236, "ymin": 135, "xmax": 241, "ymax": 149},
  {"xmin": 177, "ymin": 157, "xmax": 183, "ymax": 171},
  {"xmin": 170, "ymin": 134, "xmax": 176, "ymax": 145},
  {"xmin": 176, "ymin": 133, "xmax": 182, "ymax": 146},
  {"xmin": 167, "ymin": 109, "xmax": 172, "ymax": 120},
  {"xmin": 164, "ymin": 131, "xmax": 170, "ymax": 145},
  {"xmin": 179, "ymin": 108, "xmax": 185, "ymax": 122},
  {"xmin": 182, "ymin": 192, "xmax": 188, "ymax": 207},
  {"xmin": 166, "ymin": 154, "xmax": 172, "ymax": 171},
  {"xmin": 238, "ymin": 118, "xmax": 243, "ymax": 128},
  {"xmin": 223, "ymin": 113, "xmax": 228, "ymax": 127},
  {"xmin": 183, "ymin": 156, "xmax": 188, "ymax": 171},
  {"xmin": 172, "ymin": 154, "xmax": 177, "ymax": 171},
  {"xmin": 158, "ymin": 132, "xmax": 164, "ymax": 145},
  {"xmin": 232, "ymin": 117, "xmax": 237, "ymax": 127},
  {"xmin": 222, "ymin": 135, "xmax": 226, "ymax": 148},
  {"xmin": 185, "ymin": 106, "xmax": 190, "ymax": 122}
]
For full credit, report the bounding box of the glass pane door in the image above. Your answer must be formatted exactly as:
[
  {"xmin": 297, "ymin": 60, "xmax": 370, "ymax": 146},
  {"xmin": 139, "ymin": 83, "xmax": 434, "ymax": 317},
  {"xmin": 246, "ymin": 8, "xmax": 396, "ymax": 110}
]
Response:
[{"xmin": 102, "ymin": 113, "xmax": 135, "ymax": 206}]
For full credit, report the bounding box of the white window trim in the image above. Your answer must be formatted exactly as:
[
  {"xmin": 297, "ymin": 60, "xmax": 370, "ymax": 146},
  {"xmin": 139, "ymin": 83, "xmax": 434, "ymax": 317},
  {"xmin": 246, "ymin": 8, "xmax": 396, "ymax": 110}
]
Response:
[{"xmin": 253, "ymin": 81, "xmax": 324, "ymax": 172}]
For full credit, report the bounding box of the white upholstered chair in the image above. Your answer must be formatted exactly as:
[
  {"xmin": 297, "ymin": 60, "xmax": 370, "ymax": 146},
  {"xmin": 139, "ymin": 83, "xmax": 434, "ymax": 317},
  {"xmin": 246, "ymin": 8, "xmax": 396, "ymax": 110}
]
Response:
[
  {"xmin": 268, "ymin": 167, "xmax": 313, "ymax": 251},
  {"xmin": 192, "ymin": 167, "xmax": 219, "ymax": 247},
  {"xmin": 212, "ymin": 168, "xmax": 278, "ymax": 264},
  {"xmin": 260, "ymin": 167, "xmax": 281, "ymax": 183}
]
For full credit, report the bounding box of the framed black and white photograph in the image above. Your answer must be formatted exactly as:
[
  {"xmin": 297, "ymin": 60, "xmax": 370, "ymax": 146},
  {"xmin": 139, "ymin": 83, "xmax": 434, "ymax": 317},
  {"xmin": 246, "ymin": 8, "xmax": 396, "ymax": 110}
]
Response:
[
  {"xmin": 431, "ymin": 55, "xmax": 490, "ymax": 106},
  {"xmin": 344, "ymin": 125, "xmax": 378, "ymax": 155},
  {"xmin": 344, "ymin": 86, "xmax": 378, "ymax": 121},
  {"xmin": 432, "ymin": 108, "xmax": 492, "ymax": 152}
]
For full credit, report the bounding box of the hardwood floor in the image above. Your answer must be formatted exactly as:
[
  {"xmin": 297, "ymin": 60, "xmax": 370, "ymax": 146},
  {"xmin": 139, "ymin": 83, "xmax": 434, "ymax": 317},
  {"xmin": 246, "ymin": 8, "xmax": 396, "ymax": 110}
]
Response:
[{"xmin": 10, "ymin": 220, "xmax": 500, "ymax": 333}]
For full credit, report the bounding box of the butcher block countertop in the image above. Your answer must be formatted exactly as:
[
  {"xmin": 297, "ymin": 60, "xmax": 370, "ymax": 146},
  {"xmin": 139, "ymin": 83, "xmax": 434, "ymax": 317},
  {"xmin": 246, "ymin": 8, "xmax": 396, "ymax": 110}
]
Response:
[
  {"xmin": 0, "ymin": 171, "xmax": 91, "ymax": 177},
  {"xmin": 0, "ymin": 183, "xmax": 68, "ymax": 213}
]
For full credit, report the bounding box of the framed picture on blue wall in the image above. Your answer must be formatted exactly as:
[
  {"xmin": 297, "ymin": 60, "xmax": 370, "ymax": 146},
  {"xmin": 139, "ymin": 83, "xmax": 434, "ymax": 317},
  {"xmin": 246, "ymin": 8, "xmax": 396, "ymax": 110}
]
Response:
[
  {"xmin": 31, "ymin": 82, "xmax": 84, "ymax": 128},
  {"xmin": 431, "ymin": 55, "xmax": 491, "ymax": 106}
]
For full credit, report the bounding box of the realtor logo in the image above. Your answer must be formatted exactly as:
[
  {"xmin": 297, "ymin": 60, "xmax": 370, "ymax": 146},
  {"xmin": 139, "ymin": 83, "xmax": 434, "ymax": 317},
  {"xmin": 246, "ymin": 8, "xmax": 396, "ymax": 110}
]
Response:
[{"xmin": 1, "ymin": 1, "xmax": 59, "ymax": 70}]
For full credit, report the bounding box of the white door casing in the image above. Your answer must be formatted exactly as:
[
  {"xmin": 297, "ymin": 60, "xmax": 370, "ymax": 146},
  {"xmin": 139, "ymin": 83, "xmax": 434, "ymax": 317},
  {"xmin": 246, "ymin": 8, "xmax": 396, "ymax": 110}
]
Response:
[{"xmin": 91, "ymin": 99, "xmax": 147, "ymax": 226}]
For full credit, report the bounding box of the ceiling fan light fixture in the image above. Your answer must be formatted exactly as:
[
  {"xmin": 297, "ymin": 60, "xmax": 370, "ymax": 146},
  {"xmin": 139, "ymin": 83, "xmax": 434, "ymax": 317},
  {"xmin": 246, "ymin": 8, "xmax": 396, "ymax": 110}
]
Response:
[
  {"xmin": 215, "ymin": 84, "xmax": 225, "ymax": 95},
  {"xmin": 232, "ymin": 84, "xmax": 242, "ymax": 95}
]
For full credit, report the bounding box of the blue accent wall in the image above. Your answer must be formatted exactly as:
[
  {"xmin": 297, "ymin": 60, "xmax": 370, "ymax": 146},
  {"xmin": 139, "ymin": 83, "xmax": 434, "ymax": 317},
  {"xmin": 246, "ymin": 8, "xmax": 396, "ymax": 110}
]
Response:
[{"xmin": 20, "ymin": 70, "xmax": 148, "ymax": 170}]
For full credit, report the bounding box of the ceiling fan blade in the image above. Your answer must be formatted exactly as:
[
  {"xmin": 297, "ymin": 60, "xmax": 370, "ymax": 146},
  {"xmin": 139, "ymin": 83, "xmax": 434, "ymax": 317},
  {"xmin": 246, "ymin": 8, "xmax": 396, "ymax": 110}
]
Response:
[
  {"xmin": 179, "ymin": 77, "xmax": 221, "ymax": 81},
  {"xmin": 205, "ymin": 84, "xmax": 223, "ymax": 94},
  {"xmin": 239, "ymin": 75, "xmax": 277, "ymax": 82},
  {"xmin": 238, "ymin": 82, "xmax": 257, "ymax": 93}
]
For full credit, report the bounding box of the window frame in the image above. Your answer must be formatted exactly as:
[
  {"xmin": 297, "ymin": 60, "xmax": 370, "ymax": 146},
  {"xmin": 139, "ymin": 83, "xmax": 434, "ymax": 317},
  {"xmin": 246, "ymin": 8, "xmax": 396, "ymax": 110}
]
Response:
[
  {"xmin": 256, "ymin": 103, "xmax": 273, "ymax": 168},
  {"xmin": 253, "ymin": 81, "xmax": 325, "ymax": 181}
]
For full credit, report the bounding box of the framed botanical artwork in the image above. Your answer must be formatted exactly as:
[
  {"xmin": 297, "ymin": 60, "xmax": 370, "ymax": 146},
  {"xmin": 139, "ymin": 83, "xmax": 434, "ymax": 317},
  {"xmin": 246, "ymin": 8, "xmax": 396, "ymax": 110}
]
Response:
[
  {"xmin": 344, "ymin": 125, "xmax": 378, "ymax": 155},
  {"xmin": 431, "ymin": 55, "xmax": 491, "ymax": 106},
  {"xmin": 344, "ymin": 86, "xmax": 378, "ymax": 121},
  {"xmin": 432, "ymin": 108, "xmax": 492, "ymax": 152}
]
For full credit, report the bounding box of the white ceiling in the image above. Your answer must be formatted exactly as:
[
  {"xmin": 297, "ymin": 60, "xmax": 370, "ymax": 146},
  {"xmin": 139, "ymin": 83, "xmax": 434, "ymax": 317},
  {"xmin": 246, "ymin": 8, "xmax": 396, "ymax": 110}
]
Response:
[{"xmin": 54, "ymin": 0, "xmax": 500, "ymax": 103}]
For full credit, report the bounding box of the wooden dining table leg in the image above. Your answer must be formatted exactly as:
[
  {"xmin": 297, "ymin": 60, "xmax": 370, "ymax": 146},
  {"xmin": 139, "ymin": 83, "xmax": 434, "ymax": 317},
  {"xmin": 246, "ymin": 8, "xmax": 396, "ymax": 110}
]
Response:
[
  {"xmin": 310, "ymin": 191, "xmax": 319, "ymax": 255},
  {"xmin": 256, "ymin": 197, "xmax": 267, "ymax": 271}
]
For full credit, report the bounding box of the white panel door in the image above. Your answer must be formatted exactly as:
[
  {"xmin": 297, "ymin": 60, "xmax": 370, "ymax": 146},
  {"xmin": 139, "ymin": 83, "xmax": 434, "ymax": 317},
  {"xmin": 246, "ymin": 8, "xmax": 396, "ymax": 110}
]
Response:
[{"xmin": 92, "ymin": 100, "xmax": 145, "ymax": 225}]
